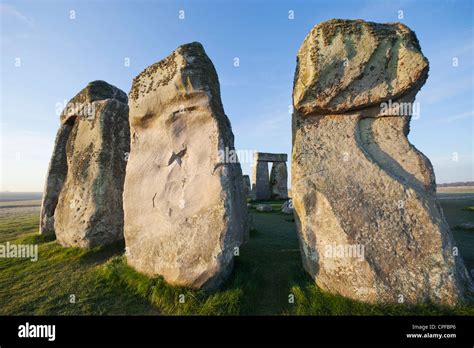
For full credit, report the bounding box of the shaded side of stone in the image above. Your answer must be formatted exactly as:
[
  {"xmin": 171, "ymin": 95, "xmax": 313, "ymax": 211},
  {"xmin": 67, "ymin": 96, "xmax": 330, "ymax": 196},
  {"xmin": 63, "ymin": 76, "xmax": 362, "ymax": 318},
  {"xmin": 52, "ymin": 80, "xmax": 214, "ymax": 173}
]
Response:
[
  {"xmin": 251, "ymin": 160, "xmax": 271, "ymax": 200},
  {"xmin": 39, "ymin": 123, "xmax": 73, "ymax": 235},
  {"xmin": 40, "ymin": 81, "xmax": 129, "ymax": 247},
  {"xmin": 54, "ymin": 99, "xmax": 130, "ymax": 248},
  {"xmin": 270, "ymin": 162, "xmax": 288, "ymax": 199}
]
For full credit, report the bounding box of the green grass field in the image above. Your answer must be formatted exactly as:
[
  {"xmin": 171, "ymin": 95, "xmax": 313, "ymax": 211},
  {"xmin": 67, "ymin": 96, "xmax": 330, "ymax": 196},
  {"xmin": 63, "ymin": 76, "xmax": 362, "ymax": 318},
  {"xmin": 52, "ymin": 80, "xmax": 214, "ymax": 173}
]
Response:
[{"xmin": 0, "ymin": 196, "xmax": 473, "ymax": 315}]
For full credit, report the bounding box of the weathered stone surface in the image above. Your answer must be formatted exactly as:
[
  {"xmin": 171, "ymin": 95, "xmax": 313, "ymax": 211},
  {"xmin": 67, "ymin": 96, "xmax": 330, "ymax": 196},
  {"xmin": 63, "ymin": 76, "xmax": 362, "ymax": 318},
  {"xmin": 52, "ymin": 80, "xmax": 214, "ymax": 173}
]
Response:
[
  {"xmin": 123, "ymin": 42, "xmax": 248, "ymax": 290},
  {"xmin": 293, "ymin": 19, "xmax": 429, "ymax": 115},
  {"xmin": 292, "ymin": 19, "xmax": 471, "ymax": 306},
  {"xmin": 270, "ymin": 162, "xmax": 288, "ymax": 199},
  {"xmin": 256, "ymin": 204, "xmax": 272, "ymax": 212},
  {"xmin": 40, "ymin": 80, "xmax": 130, "ymax": 248},
  {"xmin": 251, "ymin": 159, "xmax": 271, "ymax": 200},
  {"xmin": 243, "ymin": 175, "xmax": 252, "ymax": 199}
]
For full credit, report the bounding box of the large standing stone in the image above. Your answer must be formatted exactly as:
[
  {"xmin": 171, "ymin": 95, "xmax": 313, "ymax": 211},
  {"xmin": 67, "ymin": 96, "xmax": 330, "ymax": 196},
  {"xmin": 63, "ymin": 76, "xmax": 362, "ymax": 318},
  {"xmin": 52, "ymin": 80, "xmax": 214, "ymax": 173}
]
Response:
[
  {"xmin": 251, "ymin": 159, "xmax": 270, "ymax": 200},
  {"xmin": 292, "ymin": 19, "xmax": 472, "ymax": 305},
  {"xmin": 270, "ymin": 162, "xmax": 288, "ymax": 199},
  {"xmin": 124, "ymin": 42, "xmax": 248, "ymax": 290},
  {"xmin": 40, "ymin": 80, "xmax": 130, "ymax": 248}
]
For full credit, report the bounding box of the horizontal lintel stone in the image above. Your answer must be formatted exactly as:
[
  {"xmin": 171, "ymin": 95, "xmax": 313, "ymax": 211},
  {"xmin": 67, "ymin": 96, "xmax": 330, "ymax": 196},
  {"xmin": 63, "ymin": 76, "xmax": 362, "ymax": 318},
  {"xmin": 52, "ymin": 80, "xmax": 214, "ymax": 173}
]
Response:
[{"xmin": 254, "ymin": 152, "xmax": 287, "ymax": 162}]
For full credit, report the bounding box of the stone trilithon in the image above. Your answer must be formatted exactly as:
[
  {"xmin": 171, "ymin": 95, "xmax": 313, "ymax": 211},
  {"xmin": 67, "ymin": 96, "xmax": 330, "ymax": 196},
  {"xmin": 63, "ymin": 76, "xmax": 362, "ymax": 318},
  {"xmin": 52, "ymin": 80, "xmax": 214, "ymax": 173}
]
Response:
[{"xmin": 251, "ymin": 152, "xmax": 288, "ymax": 200}]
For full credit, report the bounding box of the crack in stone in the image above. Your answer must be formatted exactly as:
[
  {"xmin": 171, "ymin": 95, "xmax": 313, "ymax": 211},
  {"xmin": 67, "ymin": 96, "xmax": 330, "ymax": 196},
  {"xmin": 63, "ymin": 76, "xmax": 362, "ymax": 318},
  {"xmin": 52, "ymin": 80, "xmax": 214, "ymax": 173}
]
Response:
[{"xmin": 167, "ymin": 147, "xmax": 187, "ymax": 167}]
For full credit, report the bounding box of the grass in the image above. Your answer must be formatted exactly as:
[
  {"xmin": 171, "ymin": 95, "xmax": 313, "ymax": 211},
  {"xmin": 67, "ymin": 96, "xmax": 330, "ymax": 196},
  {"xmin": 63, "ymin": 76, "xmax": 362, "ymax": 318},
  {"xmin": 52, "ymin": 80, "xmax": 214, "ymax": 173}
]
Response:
[
  {"xmin": 251, "ymin": 199, "xmax": 288, "ymax": 212},
  {"xmin": 229, "ymin": 206, "xmax": 302, "ymax": 314},
  {"xmin": 0, "ymin": 211, "xmax": 39, "ymax": 243},
  {"xmin": 0, "ymin": 196, "xmax": 473, "ymax": 315},
  {"xmin": 439, "ymin": 196, "xmax": 474, "ymax": 272},
  {"xmin": 291, "ymin": 283, "xmax": 474, "ymax": 315},
  {"xmin": 0, "ymin": 231, "xmax": 157, "ymax": 315},
  {"xmin": 99, "ymin": 256, "xmax": 241, "ymax": 315}
]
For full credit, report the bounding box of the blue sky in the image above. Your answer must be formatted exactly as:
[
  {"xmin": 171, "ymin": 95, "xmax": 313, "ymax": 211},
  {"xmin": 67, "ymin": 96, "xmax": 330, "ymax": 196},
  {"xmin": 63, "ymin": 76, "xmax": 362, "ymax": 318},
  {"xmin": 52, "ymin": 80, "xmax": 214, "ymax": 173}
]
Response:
[{"xmin": 1, "ymin": 0, "xmax": 473, "ymax": 191}]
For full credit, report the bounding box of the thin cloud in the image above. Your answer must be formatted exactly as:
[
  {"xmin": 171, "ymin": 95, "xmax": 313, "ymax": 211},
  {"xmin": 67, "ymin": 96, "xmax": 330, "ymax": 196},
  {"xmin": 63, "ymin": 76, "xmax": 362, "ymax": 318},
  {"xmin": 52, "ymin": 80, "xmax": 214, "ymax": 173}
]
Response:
[
  {"xmin": 452, "ymin": 41, "xmax": 474, "ymax": 57},
  {"xmin": 0, "ymin": 3, "xmax": 35, "ymax": 28},
  {"xmin": 435, "ymin": 111, "xmax": 474, "ymax": 124},
  {"xmin": 419, "ymin": 76, "xmax": 472, "ymax": 105}
]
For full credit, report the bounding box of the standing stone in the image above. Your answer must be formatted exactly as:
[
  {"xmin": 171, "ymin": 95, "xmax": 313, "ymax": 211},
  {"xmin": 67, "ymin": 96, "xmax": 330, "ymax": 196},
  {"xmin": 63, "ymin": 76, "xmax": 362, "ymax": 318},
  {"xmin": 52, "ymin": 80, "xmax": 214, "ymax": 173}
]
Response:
[
  {"xmin": 270, "ymin": 162, "xmax": 288, "ymax": 199},
  {"xmin": 124, "ymin": 42, "xmax": 248, "ymax": 290},
  {"xmin": 242, "ymin": 175, "xmax": 252, "ymax": 199},
  {"xmin": 251, "ymin": 159, "xmax": 271, "ymax": 200},
  {"xmin": 40, "ymin": 124, "xmax": 73, "ymax": 235},
  {"xmin": 40, "ymin": 80, "xmax": 130, "ymax": 248},
  {"xmin": 292, "ymin": 19, "xmax": 472, "ymax": 305}
]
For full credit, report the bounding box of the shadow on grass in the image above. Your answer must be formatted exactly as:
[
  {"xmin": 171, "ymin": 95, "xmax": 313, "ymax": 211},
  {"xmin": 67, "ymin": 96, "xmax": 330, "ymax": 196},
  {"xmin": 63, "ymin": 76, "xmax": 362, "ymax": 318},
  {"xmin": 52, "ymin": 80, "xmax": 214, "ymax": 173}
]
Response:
[
  {"xmin": 79, "ymin": 240, "xmax": 126, "ymax": 266},
  {"xmin": 18, "ymin": 232, "xmax": 126, "ymax": 266}
]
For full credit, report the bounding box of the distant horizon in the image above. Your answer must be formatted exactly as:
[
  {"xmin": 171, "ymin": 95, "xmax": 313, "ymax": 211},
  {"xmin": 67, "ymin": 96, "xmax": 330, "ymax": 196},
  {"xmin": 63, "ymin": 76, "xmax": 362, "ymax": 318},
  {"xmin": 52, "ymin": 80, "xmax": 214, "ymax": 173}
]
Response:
[{"xmin": 2, "ymin": 180, "xmax": 474, "ymax": 194}]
